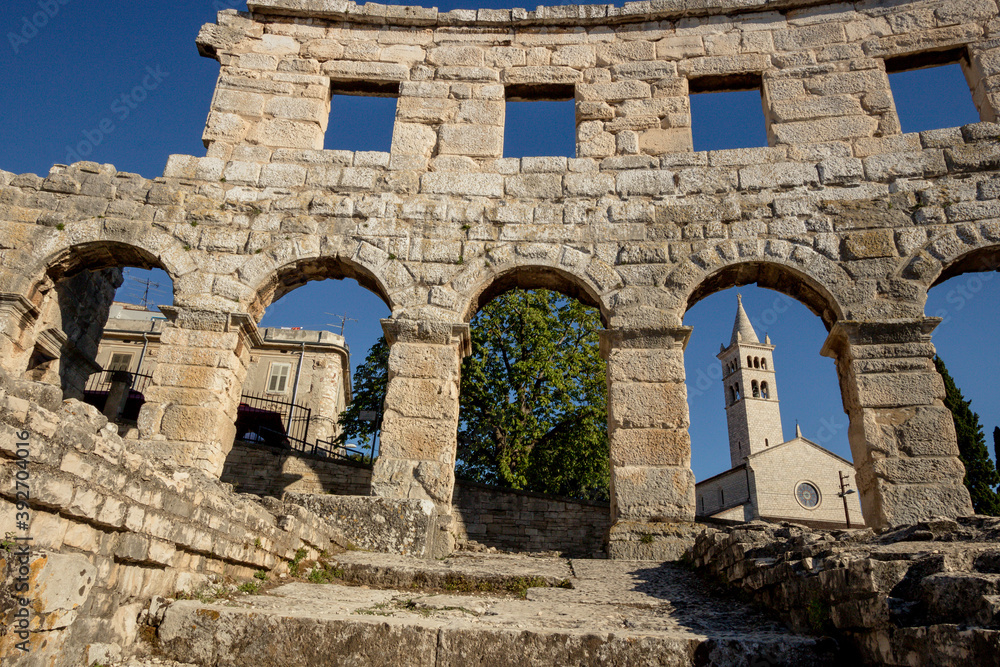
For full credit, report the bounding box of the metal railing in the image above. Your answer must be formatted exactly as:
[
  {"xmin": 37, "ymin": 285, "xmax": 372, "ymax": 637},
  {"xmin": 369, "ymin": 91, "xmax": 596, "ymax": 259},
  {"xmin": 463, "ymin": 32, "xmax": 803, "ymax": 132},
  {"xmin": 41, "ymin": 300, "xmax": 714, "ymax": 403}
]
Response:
[{"xmin": 82, "ymin": 370, "xmax": 154, "ymax": 421}]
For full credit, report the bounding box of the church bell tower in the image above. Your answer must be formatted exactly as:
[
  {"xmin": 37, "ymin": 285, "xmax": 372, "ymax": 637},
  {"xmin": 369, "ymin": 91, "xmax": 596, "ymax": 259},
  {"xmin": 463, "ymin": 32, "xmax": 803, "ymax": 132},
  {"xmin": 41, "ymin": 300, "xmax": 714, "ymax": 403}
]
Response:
[{"xmin": 716, "ymin": 295, "xmax": 785, "ymax": 468}]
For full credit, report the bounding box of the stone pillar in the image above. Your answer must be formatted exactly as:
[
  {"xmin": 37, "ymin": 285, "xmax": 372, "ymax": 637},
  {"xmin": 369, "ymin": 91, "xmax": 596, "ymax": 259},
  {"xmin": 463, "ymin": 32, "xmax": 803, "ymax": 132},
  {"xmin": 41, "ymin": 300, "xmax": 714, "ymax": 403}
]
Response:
[
  {"xmin": 602, "ymin": 326, "xmax": 700, "ymax": 560},
  {"xmin": 137, "ymin": 307, "xmax": 255, "ymax": 477},
  {"xmin": 0, "ymin": 293, "xmax": 40, "ymax": 377},
  {"xmin": 821, "ymin": 319, "xmax": 973, "ymax": 530},
  {"xmin": 369, "ymin": 318, "xmax": 470, "ymax": 555},
  {"xmin": 102, "ymin": 370, "xmax": 132, "ymax": 422}
]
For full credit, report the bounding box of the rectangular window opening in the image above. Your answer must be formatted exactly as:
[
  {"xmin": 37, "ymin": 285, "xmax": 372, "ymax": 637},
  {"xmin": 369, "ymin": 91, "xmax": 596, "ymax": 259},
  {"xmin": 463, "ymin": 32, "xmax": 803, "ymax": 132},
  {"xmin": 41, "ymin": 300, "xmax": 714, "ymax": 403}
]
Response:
[
  {"xmin": 267, "ymin": 362, "xmax": 291, "ymax": 394},
  {"xmin": 109, "ymin": 353, "xmax": 133, "ymax": 372},
  {"xmin": 689, "ymin": 73, "xmax": 767, "ymax": 152},
  {"xmin": 325, "ymin": 80, "xmax": 399, "ymax": 153},
  {"xmin": 885, "ymin": 49, "xmax": 981, "ymax": 134},
  {"xmin": 504, "ymin": 84, "xmax": 576, "ymax": 159}
]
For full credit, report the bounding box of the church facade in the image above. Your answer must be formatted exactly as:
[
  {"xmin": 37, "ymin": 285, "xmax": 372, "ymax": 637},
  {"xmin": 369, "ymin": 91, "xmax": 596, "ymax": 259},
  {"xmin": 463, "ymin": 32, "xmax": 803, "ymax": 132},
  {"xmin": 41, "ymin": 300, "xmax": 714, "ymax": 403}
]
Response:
[{"xmin": 695, "ymin": 296, "xmax": 865, "ymax": 529}]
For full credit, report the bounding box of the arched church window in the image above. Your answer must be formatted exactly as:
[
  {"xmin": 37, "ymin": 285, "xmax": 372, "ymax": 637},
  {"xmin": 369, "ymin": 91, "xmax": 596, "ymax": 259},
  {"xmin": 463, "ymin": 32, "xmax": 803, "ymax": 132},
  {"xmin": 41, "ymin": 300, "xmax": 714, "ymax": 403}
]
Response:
[
  {"xmin": 734, "ymin": 383, "xmax": 740, "ymax": 400},
  {"xmin": 761, "ymin": 381, "xmax": 769, "ymax": 398},
  {"xmin": 751, "ymin": 380, "xmax": 759, "ymax": 397},
  {"xmin": 761, "ymin": 358, "xmax": 767, "ymax": 370},
  {"xmin": 765, "ymin": 438, "xmax": 769, "ymax": 447},
  {"xmin": 754, "ymin": 357, "xmax": 760, "ymax": 368},
  {"xmin": 730, "ymin": 386, "xmax": 736, "ymax": 404},
  {"xmin": 747, "ymin": 355, "xmax": 752, "ymax": 367}
]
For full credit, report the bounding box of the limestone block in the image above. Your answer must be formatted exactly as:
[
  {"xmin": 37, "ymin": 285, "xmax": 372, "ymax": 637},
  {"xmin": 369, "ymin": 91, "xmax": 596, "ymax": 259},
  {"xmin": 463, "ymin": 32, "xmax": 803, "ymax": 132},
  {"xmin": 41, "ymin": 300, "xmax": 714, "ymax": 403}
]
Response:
[
  {"xmin": 577, "ymin": 81, "xmax": 651, "ymax": 102},
  {"xmin": 505, "ymin": 174, "xmax": 564, "ymax": 199},
  {"xmin": 381, "ymin": 44, "xmax": 426, "ymax": 64},
  {"xmin": 552, "ymin": 45, "xmax": 596, "ymax": 69},
  {"xmin": 610, "ymin": 428, "xmax": 691, "ymax": 467},
  {"xmin": 248, "ymin": 118, "xmax": 323, "ymax": 150},
  {"xmin": 456, "ymin": 100, "xmax": 504, "ymax": 125},
  {"xmin": 564, "ymin": 172, "xmax": 615, "ymax": 196},
  {"xmin": 264, "ymin": 96, "xmax": 327, "ymax": 123},
  {"xmin": 608, "ymin": 382, "xmax": 689, "ymax": 430},
  {"xmin": 818, "ymin": 157, "xmax": 865, "ymax": 185},
  {"xmin": 22, "ymin": 552, "xmax": 96, "ymax": 631},
  {"xmin": 259, "ymin": 163, "xmax": 307, "ymax": 187},
  {"xmin": 738, "ymin": 163, "xmax": 819, "ymax": 189},
  {"xmin": 606, "ymin": 348, "xmax": 685, "ymax": 383},
  {"xmin": 502, "ymin": 66, "xmax": 582, "ymax": 85},
  {"xmin": 863, "ymin": 150, "xmax": 947, "ymax": 181},
  {"xmin": 384, "ymin": 377, "xmax": 458, "ymax": 420},
  {"xmin": 770, "ymin": 95, "xmax": 865, "ymax": 123},
  {"xmin": 370, "ymin": 456, "xmax": 455, "ymax": 508},
  {"xmin": 437, "ymin": 125, "xmax": 503, "ymax": 157},
  {"xmin": 485, "ymin": 46, "xmax": 526, "ymax": 68},
  {"xmin": 841, "ymin": 230, "xmax": 896, "ymax": 260},
  {"xmin": 421, "ymin": 172, "xmax": 504, "ymax": 197},
  {"xmin": 388, "ymin": 343, "xmax": 460, "ymax": 379},
  {"xmin": 595, "ymin": 41, "xmax": 656, "ymax": 66},
  {"xmin": 238, "ymin": 53, "xmax": 278, "ymax": 71},
  {"xmin": 874, "ymin": 480, "xmax": 972, "ymax": 527},
  {"xmin": 213, "ymin": 89, "xmax": 266, "ymax": 117},
  {"xmin": 322, "ymin": 60, "xmax": 410, "ymax": 81},
  {"xmin": 160, "ymin": 405, "xmax": 233, "ymax": 442},
  {"xmin": 609, "ymin": 169, "xmax": 668, "ymax": 196},
  {"xmin": 379, "ymin": 413, "xmax": 458, "ymax": 463},
  {"xmin": 771, "ymin": 116, "xmax": 879, "ymax": 144},
  {"xmin": 656, "ymin": 35, "xmax": 705, "ymax": 60},
  {"xmin": 391, "ymin": 123, "xmax": 438, "ymax": 157},
  {"xmin": 428, "ymin": 46, "xmax": 485, "ymax": 67},
  {"xmin": 853, "ymin": 372, "xmax": 944, "ymax": 409},
  {"xmin": 612, "ymin": 465, "xmax": 696, "ymax": 522},
  {"xmin": 639, "ymin": 128, "xmax": 693, "ymax": 154}
]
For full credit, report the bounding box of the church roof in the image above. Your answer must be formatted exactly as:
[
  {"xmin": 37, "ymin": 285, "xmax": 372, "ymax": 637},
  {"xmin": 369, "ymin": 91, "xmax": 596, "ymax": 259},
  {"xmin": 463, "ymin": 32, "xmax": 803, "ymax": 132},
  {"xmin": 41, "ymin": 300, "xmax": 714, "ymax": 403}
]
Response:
[{"xmin": 730, "ymin": 294, "xmax": 760, "ymax": 345}]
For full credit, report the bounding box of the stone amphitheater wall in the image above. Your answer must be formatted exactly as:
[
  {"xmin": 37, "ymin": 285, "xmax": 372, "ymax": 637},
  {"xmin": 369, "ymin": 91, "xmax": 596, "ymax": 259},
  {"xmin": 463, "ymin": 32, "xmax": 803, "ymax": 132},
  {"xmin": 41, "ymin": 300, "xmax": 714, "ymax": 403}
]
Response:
[{"xmin": 4, "ymin": 0, "xmax": 1000, "ymax": 554}]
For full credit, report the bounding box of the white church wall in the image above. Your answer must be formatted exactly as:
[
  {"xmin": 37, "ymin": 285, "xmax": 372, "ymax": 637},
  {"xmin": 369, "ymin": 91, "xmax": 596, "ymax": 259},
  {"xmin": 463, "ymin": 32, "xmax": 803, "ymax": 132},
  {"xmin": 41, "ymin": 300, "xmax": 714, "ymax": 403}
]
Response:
[
  {"xmin": 696, "ymin": 468, "xmax": 751, "ymax": 517},
  {"xmin": 749, "ymin": 440, "xmax": 864, "ymax": 527}
]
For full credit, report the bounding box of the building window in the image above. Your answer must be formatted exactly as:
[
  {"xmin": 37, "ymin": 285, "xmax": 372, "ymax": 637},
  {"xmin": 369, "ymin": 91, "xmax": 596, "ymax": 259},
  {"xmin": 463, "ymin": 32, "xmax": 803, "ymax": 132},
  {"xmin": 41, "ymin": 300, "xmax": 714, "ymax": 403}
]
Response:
[
  {"xmin": 505, "ymin": 84, "xmax": 576, "ymax": 158},
  {"xmin": 720, "ymin": 489, "xmax": 725, "ymax": 505},
  {"xmin": 325, "ymin": 81, "xmax": 400, "ymax": 152},
  {"xmin": 761, "ymin": 381, "xmax": 769, "ymax": 399},
  {"xmin": 751, "ymin": 380, "xmax": 760, "ymax": 398},
  {"xmin": 108, "ymin": 353, "xmax": 133, "ymax": 372},
  {"xmin": 765, "ymin": 438, "xmax": 769, "ymax": 447},
  {"xmin": 689, "ymin": 74, "xmax": 767, "ymax": 151},
  {"xmin": 267, "ymin": 362, "xmax": 292, "ymax": 393},
  {"xmin": 885, "ymin": 50, "xmax": 979, "ymax": 134},
  {"xmin": 795, "ymin": 481, "xmax": 821, "ymax": 509},
  {"xmin": 747, "ymin": 355, "xmax": 752, "ymax": 367},
  {"xmin": 761, "ymin": 358, "xmax": 767, "ymax": 370}
]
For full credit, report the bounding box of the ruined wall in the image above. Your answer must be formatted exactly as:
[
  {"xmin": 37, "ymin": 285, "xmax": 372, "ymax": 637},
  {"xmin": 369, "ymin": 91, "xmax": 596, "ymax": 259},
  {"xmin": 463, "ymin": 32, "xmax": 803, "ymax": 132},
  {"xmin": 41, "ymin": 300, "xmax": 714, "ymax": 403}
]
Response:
[
  {"xmin": 221, "ymin": 441, "xmax": 609, "ymax": 555},
  {"xmin": 4, "ymin": 0, "xmax": 1000, "ymax": 544},
  {"xmin": 0, "ymin": 368, "xmax": 344, "ymax": 666},
  {"xmin": 688, "ymin": 517, "xmax": 1000, "ymax": 666}
]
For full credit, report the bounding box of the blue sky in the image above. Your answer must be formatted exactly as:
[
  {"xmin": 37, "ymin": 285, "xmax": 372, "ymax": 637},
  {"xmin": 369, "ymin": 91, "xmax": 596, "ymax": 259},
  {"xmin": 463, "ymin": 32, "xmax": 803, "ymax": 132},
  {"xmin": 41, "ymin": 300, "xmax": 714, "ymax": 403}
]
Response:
[{"xmin": 2, "ymin": 1, "xmax": 996, "ymax": 479}]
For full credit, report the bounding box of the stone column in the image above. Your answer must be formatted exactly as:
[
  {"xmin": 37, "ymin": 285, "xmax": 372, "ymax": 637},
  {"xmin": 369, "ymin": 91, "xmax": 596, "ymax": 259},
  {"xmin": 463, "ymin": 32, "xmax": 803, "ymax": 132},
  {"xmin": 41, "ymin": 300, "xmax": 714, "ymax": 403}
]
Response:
[
  {"xmin": 369, "ymin": 318, "xmax": 470, "ymax": 554},
  {"xmin": 821, "ymin": 318, "xmax": 973, "ymax": 530},
  {"xmin": 0, "ymin": 293, "xmax": 39, "ymax": 377},
  {"xmin": 601, "ymin": 326, "xmax": 699, "ymax": 559},
  {"xmin": 137, "ymin": 307, "xmax": 255, "ymax": 477}
]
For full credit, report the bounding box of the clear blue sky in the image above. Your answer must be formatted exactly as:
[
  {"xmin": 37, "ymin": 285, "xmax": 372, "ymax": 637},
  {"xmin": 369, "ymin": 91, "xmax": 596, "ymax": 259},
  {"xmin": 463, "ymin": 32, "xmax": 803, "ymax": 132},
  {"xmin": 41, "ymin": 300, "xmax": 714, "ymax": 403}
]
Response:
[{"xmin": 2, "ymin": 1, "xmax": 996, "ymax": 479}]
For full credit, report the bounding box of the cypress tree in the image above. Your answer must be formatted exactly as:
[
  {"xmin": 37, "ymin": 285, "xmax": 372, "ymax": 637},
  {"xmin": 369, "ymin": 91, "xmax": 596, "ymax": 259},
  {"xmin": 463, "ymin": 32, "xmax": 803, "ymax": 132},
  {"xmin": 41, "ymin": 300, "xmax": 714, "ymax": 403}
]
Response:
[{"xmin": 934, "ymin": 356, "xmax": 1000, "ymax": 516}]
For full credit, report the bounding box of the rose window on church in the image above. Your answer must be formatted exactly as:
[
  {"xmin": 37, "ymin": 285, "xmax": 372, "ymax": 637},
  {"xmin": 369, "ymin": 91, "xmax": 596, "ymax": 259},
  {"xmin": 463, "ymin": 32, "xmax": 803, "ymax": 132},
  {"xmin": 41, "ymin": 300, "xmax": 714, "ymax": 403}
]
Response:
[{"xmin": 795, "ymin": 482, "xmax": 821, "ymax": 508}]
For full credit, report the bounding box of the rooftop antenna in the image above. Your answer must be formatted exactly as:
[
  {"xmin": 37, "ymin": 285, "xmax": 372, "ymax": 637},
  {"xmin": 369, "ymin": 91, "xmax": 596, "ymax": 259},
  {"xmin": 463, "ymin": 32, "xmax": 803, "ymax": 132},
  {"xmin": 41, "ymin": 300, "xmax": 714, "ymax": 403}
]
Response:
[
  {"xmin": 326, "ymin": 312, "xmax": 357, "ymax": 336},
  {"xmin": 123, "ymin": 270, "xmax": 163, "ymax": 310}
]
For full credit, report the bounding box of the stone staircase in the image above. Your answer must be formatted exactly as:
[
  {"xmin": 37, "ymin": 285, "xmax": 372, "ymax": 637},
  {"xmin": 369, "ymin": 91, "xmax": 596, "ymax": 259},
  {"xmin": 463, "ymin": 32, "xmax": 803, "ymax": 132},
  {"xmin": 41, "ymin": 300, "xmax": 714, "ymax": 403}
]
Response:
[{"xmin": 141, "ymin": 551, "xmax": 841, "ymax": 666}]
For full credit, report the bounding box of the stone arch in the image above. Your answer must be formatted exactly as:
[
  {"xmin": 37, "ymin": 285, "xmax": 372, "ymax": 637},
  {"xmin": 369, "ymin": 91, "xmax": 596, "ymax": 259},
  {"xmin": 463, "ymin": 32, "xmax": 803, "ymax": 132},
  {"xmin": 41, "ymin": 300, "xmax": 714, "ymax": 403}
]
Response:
[
  {"xmin": 671, "ymin": 245, "xmax": 848, "ymax": 329},
  {"xmin": 243, "ymin": 250, "xmax": 396, "ymax": 323},
  {"xmin": 900, "ymin": 229, "xmax": 1000, "ymax": 289},
  {"xmin": 20, "ymin": 226, "xmax": 190, "ymax": 303},
  {"xmin": 457, "ymin": 260, "xmax": 612, "ymax": 327}
]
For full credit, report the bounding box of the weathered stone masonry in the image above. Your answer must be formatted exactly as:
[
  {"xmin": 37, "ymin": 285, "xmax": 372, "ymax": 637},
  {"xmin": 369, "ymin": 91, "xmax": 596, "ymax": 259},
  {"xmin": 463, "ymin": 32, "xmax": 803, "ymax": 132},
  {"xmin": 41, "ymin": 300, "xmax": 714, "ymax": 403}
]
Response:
[{"xmin": 4, "ymin": 0, "xmax": 1000, "ymax": 546}]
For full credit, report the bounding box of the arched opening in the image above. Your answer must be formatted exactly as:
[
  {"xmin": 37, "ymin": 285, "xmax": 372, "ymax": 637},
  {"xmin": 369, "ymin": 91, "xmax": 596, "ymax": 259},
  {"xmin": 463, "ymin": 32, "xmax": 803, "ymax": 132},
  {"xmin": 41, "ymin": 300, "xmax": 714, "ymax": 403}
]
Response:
[
  {"xmin": 219, "ymin": 259, "xmax": 391, "ymax": 498},
  {"xmin": 19, "ymin": 242, "xmax": 175, "ymax": 415},
  {"xmin": 925, "ymin": 248, "xmax": 1000, "ymax": 516},
  {"xmin": 462, "ymin": 265, "xmax": 608, "ymax": 327},
  {"xmin": 455, "ymin": 272, "xmax": 609, "ymax": 555},
  {"xmin": 684, "ymin": 283, "xmax": 862, "ymax": 529}
]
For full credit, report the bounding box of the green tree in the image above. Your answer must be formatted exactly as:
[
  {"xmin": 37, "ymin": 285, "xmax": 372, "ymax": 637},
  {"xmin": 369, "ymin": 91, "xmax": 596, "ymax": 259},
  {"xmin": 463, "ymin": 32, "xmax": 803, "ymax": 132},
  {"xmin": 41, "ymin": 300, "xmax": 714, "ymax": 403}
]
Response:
[
  {"xmin": 336, "ymin": 336, "xmax": 388, "ymax": 460},
  {"xmin": 339, "ymin": 289, "xmax": 609, "ymax": 501},
  {"xmin": 934, "ymin": 356, "xmax": 1000, "ymax": 516},
  {"xmin": 994, "ymin": 426, "xmax": 1000, "ymax": 481},
  {"xmin": 458, "ymin": 289, "xmax": 608, "ymax": 501}
]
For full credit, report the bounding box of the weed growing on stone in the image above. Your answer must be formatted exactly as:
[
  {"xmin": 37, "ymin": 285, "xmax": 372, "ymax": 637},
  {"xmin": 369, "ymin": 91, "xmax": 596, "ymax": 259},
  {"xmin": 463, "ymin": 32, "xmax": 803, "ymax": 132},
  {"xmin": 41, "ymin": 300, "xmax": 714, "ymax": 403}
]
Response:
[
  {"xmin": 1, "ymin": 532, "xmax": 16, "ymax": 551},
  {"xmin": 640, "ymin": 533, "xmax": 655, "ymax": 544},
  {"xmin": 288, "ymin": 547, "xmax": 309, "ymax": 577},
  {"xmin": 237, "ymin": 580, "xmax": 263, "ymax": 595},
  {"xmin": 254, "ymin": 537, "xmax": 262, "ymax": 548},
  {"xmin": 806, "ymin": 599, "xmax": 830, "ymax": 632},
  {"xmin": 254, "ymin": 570, "xmax": 268, "ymax": 581}
]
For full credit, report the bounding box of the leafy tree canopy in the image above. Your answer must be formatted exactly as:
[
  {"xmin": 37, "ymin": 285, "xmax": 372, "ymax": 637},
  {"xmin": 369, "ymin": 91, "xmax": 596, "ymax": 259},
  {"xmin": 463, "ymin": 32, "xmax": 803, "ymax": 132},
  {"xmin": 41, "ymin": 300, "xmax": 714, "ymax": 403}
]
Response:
[
  {"xmin": 934, "ymin": 356, "xmax": 1000, "ymax": 516},
  {"xmin": 340, "ymin": 289, "xmax": 609, "ymax": 501}
]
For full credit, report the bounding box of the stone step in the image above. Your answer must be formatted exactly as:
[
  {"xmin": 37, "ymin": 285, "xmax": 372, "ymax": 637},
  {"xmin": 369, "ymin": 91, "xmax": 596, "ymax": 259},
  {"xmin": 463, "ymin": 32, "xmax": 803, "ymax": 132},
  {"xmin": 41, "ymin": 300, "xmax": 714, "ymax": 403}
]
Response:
[{"xmin": 152, "ymin": 553, "xmax": 841, "ymax": 666}]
